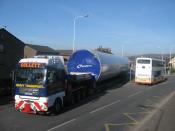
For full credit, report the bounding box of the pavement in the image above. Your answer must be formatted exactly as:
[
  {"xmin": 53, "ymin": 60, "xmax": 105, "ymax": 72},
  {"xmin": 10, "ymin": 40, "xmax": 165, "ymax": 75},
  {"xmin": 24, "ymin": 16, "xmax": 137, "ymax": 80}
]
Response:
[
  {"xmin": 133, "ymin": 90, "xmax": 175, "ymax": 131},
  {"xmin": 157, "ymin": 94, "xmax": 175, "ymax": 131},
  {"xmin": 0, "ymin": 95, "xmax": 14, "ymax": 111},
  {"xmin": 0, "ymin": 75, "xmax": 175, "ymax": 131}
]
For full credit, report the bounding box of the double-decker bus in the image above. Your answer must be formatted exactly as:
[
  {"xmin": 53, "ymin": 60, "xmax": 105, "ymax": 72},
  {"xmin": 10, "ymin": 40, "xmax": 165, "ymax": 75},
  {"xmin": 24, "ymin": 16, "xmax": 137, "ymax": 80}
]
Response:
[{"xmin": 135, "ymin": 57, "xmax": 166, "ymax": 84}]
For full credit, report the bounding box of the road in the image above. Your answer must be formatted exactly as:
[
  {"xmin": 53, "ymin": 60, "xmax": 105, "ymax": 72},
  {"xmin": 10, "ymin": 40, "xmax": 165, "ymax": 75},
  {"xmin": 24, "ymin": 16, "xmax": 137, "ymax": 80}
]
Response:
[{"xmin": 0, "ymin": 75, "xmax": 175, "ymax": 131}]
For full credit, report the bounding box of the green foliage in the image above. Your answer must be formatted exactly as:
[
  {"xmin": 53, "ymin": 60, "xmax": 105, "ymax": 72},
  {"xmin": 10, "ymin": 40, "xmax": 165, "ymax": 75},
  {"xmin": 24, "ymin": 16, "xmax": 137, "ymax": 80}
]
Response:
[{"xmin": 95, "ymin": 46, "xmax": 113, "ymax": 54}]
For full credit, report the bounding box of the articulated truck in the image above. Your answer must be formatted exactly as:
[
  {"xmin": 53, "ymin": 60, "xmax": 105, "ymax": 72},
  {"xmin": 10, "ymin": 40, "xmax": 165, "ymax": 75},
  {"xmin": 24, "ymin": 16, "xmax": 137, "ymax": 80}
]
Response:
[
  {"xmin": 14, "ymin": 50, "xmax": 129, "ymax": 114},
  {"xmin": 14, "ymin": 55, "xmax": 94, "ymax": 113}
]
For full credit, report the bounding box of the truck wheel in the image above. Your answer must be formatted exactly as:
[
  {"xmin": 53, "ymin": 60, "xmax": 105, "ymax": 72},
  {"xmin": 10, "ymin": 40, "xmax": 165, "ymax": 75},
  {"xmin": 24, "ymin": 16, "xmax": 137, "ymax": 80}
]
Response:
[
  {"xmin": 66, "ymin": 94, "xmax": 75, "ymax": 105},
  {"xmin": 70, "ymin": 95, "xmax": 75, "ymax": 105},
  {"xmin": 53, "ymin": 99, "xmax": 62, "ymax": 114}
]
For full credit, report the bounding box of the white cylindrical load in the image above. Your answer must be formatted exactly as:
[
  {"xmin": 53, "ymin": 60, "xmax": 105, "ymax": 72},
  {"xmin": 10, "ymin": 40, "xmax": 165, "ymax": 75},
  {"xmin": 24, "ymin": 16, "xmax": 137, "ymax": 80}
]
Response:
[{"xmin": 67, "ymin": 50, "xmax": 129, "ymax": 82}]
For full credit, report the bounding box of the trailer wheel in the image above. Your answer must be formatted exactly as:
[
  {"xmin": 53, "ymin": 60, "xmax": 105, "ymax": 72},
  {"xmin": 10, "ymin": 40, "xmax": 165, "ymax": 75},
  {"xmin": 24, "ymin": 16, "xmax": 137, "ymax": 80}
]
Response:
[
  {"xmin": 88, "ymin": 80, "xmax": 96, "ymax": 95},
  {"xmin": 81, "ymin": 89, "xmax": 87, "ymax": 99},
  {"xmin": 92, "ymin": 81, "xmax": 96, "ymax": 89},
  {"xmin": 76, "ymin": 91, "xmax": 81, "ymax": 102},
  {"xmin": 53, "ymin": 99, "xmax": 62, "ymax": 114}
]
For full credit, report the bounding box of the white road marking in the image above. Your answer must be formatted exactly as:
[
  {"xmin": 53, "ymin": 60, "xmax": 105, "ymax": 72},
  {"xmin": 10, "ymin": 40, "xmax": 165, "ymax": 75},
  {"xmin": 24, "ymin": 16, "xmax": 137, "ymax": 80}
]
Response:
[
  {"xmin": 128, "ymin": 91, "xmax": 142, "ymax": 98},
  {"xmin": 148, "ymin": 81, "xmax": 169, "ymax": 89},
  {"xmin": 89, "ymin": 100, "xmax": 121, "ymax": 114},
  {"xmin": 47, "ymin": 119, "xmax": 76, "ymax": 131},
  {"xmin": 134, "ymin": 91, "xmax": 175, "ymax": 131}
]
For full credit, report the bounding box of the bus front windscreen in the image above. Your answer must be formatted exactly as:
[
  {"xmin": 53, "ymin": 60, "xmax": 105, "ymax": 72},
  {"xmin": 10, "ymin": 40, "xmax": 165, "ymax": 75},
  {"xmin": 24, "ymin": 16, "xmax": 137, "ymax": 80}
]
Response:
[{"xmin": 16, "ymin": 68, "xmax": 46, "ymax": 85}]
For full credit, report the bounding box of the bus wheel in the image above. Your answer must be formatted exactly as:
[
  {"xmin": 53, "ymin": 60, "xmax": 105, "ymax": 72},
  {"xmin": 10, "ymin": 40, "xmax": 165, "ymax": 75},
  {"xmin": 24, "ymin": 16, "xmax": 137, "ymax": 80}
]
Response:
[{"xmin": 53, "ymin": 99, "xmax": 62, "ymax": 114}]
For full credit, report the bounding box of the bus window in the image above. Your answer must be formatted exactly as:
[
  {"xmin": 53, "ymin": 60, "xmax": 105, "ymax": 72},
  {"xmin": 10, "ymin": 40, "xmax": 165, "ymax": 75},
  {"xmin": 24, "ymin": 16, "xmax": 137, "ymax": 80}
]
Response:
[
  {"xmin": 152, "ymin": 60, "xmax": 164, "ymax": 67},
  {"xmin": 137, "ymin": 59, "xmax": 150, "ymax": 64},
  {"xmin": 153, "ymin": 71, "xmax": 161, "ymax": 77}
]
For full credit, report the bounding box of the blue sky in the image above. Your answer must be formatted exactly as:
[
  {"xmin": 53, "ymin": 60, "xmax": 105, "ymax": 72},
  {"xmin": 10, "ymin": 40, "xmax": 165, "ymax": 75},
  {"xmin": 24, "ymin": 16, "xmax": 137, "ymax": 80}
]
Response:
[{"xmin": 0, "ymin": 0, "xmax": 175, "ymax": 55}]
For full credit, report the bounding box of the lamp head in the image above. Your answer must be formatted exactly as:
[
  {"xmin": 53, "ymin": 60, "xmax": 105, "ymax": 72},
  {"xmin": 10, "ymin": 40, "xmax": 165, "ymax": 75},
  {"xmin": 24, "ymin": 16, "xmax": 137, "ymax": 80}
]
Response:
[{"xmin": 84, "ymin": 14, "xmax": 89, "ymax": 17}]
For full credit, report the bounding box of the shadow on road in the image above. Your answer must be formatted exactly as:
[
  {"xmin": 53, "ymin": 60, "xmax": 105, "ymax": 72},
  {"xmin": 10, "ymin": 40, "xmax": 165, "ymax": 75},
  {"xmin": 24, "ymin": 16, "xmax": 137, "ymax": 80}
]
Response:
[
  {"xmin": 57, "ymin": 73, "xmax": 130, "ymax": 116},
  {"xmin": 0, "ymin": 73, "xmax": 130, "ymax": 113}
]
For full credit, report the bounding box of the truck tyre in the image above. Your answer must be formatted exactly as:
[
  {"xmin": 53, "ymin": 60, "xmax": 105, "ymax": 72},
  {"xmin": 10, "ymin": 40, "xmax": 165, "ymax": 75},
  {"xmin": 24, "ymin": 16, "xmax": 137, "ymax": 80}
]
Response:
[
  {"xmin": 66, "ymin": 93, "xmax": 75, "ymax": 105},
  {"xmin": 53, "ymin": 99, "xmax": 62, "ymax": 114},
  {"xmin": 70, "ymin": 94, "xmax": 75, "ymax": 105}
]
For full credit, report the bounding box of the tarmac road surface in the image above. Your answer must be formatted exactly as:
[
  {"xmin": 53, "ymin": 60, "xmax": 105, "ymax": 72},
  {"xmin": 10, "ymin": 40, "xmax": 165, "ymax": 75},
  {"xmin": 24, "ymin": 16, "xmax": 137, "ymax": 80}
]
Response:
[{"xmin": 0, "ymin": 75, "xmax": 175, "ymax": 131}]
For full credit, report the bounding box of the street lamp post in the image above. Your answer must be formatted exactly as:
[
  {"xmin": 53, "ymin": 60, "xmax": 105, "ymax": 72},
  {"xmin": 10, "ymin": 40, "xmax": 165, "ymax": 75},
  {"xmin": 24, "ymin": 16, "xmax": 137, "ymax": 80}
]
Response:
[
  {"xmin": 169, "ymin": 48, "xmax": 172, "ymax": 74},
  {"xmin": 121, "ymin": 45, "xmax": 124, "ymax": 56},
  {"xmin": 157, "ymin": 46, "xmax": 163, "ymax": 61},
  {"xmin": 169, "ymin": 46, "xmax": 175, "ymax": 74},
  {"xmin": 73, "ymin": 14, "xmax": 88, "ymax": 52},
  {"xmin": 157, "ymin": 46, "xmax": 166, "ymax": 74}
]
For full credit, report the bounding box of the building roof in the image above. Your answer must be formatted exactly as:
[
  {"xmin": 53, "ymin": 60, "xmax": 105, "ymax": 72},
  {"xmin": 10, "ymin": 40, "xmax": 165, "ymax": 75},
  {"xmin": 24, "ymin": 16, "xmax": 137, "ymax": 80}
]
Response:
[
  {"xmin": 0, "ymin": 28, "xmax": 25, "ymax": 46},
  {"xmin": 56, "ymin": 49, "xmax": 73, "ymax": 56},
  {"xmin": 26, "ymin": 44, "xmax": 57, "ymax": 53}
]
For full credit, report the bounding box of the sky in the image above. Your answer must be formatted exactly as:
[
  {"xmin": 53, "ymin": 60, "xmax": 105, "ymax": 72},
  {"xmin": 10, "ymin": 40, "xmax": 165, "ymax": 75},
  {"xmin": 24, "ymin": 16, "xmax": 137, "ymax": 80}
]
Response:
[{"xmin": 0, "ymin": 0, "xmax": 175, "ymax": 56}]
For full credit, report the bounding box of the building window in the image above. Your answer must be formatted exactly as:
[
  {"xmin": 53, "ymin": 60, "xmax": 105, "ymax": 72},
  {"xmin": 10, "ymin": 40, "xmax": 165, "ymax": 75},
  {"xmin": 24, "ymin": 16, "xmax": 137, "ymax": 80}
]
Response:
[
  {"xmin": 0, "ymin": 34, "xmax": 4, "ymax": 39},
  {"xmin": 0, "ymin": 44, "xmax": 4, "ymax": 53}
]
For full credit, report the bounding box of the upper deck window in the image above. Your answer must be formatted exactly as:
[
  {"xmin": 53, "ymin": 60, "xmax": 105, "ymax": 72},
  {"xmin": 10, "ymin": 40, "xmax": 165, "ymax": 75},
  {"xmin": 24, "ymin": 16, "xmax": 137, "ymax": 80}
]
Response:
[{"xmin": 137, "ymin": 59, "xmax": 150, "ymax": 64}]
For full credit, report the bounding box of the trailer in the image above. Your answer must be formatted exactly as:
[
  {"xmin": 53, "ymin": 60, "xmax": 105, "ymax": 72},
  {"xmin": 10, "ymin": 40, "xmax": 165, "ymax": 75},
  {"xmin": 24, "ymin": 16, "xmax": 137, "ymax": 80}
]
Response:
[{"xmin": 66, "ymin": 49, "xmax": 129, "ymax": 102}]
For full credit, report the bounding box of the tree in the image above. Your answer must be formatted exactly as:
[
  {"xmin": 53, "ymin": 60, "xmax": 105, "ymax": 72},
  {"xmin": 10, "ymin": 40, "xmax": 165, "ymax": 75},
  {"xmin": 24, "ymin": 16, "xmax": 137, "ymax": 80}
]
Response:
[{"xmin": 95, "ymin": 45, "xmax": 112, "ymax": 54}]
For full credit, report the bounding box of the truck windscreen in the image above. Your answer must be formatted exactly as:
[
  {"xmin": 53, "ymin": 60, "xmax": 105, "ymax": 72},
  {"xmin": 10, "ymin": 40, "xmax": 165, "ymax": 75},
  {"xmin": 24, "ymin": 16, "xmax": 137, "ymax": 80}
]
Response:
[{"xmin": 16, "ymin": 68, "xmax": 46, "ymax": 85}]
